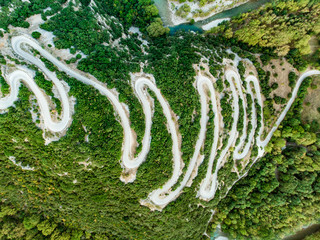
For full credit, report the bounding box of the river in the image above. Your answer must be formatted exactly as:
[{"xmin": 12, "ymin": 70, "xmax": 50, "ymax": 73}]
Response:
[
  {"xmin": 153, "ymin": 0, "xmax": 270, "ymax": 34},
  {"xmin": 283, "ymin": 224, "xmax": 320, "ymax": 240},
  {"xmin": 209, "ymin": 223, "xmax": 320, "ymax": 240}
]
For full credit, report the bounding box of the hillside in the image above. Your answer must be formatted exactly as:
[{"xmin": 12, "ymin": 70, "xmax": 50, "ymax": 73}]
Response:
[{"xmin": 0, "ymin": 0, "xmax": 319, "ymax": 239}]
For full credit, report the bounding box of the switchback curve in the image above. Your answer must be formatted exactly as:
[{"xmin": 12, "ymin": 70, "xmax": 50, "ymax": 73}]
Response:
[{"xmin": 1, "ymin": 35, "xmax": 319, "ymax": 210}]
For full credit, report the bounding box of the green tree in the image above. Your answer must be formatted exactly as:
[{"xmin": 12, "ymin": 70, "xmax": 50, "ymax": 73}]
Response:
[
  {"xmin": 37, "ymin": 220, "xmax": 57, "ymax": 236},
  {"xmin": 145, "ymin": 5, "xmax": 159, "ymax": 17},
  {"xmin": 0, "ymin": 206, "xmax": 17, "ymax": 218},
  {"xmin": 147, "ymin": 18, "xmax": 169, "ymax": 37},
  {"xmin": 31, "ymin": 31, "xmax": 41, "ymax": 39},
  {"xmin": 23, "ymin": 215, "xmax": 41, "ymax": 230}
]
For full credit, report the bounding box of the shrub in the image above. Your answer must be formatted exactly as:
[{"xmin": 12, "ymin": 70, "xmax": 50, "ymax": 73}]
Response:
[{"xmin": 31, "ymin": 31, "xmax": 41, "ymax": 39}]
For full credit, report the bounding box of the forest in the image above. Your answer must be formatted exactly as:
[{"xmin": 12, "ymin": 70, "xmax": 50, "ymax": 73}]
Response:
[
  {"xmin": 0, "ymin": 0, "xmax": 319, "ymax": 239},
  {"xmin": 209, "ymin": 0, "xmax": 320, "ymax": 56}
]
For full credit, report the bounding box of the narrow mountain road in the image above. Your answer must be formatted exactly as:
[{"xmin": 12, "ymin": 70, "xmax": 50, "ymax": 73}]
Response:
[{"xmin": 1, "ymin": 35, "xmax": 318, "ymax": 209}]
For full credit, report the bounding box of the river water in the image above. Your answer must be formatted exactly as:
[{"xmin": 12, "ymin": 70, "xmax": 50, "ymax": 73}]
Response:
[
  {"xmin": 210, "ymin": 223, "xmax": 320, "ymax": 240},
  {"xmin": 153, "ymin": 0, "xmax": 270, "ymax": 34},
  {"xmin": 283, "ymin": 224, "xmax": 320, "ymax": 240}
]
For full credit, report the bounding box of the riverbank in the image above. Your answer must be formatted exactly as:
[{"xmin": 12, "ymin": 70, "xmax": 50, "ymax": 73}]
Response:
[
  {"xmin": 154, "ymin": 0, "xmax": 270, "ymax": 34},
  {"xmin": 168, "ymin": 0, "xmax": 249, "ymax": 26},
  {"xmin": 283, "ymin": 224, "xmax": 320, "ymax": 240},
  {"xmin": 202, "ymin": 18, "xmax": 230, "ymax": 30}
]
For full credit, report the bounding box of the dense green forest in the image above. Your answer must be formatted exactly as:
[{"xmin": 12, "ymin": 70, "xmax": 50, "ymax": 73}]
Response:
[
  {"xmin": 0, "ymin": 0, "xmax": 319, "ymax": 239},
  {"xmin": 211, "ymin": 75, "xmax": 320, "ymax": 239},
  {"xmin": 210, "ymin": 0, "xmax": 320, "ymax": 56}
]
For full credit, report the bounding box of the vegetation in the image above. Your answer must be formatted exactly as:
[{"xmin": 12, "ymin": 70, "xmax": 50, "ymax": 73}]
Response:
[
  {"xmin": 211, "ymin": 75, "xmax": 320, "ymax": 240},
  {"xmin": 40, "ymin": 5, "xmax": 111, "ymax": 55},
  {"xmin": 147, "ymin": 18, "xmax": 170, "ymax": 37},
  {"xmin": 0, "ymin": 201, "xmax": 110, "ymax": 239},
  {"xmin": 210, "ymin": 0, "xmax": 320, "ymax": 56},
  {"xmin": 0, "ymin": 0, "xmax": 319, "ymax": 239},
  {"xmin": 0, "ymin": 0, "xmax": 66, "ymax": 29},
  {"xmin": 172, "ymin": 0, "xmax": 248, "ymax": 20},
  {"xmin": 94, "ymin": 0, "xmax": 168, "ymax": 35},
  {"xmin": 31, "ymin": 31, "xmax": 41, "ymax": 39},
  {"xmin": 305, "ymin": 230, "xmax": 320, "ymax": 240},
  {"xmin": 176, "ymin": 4, "xmax": 191, "ymax": 18}
]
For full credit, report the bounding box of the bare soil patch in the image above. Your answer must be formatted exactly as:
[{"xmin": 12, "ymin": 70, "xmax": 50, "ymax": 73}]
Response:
[
  {"xmin": 302, "ymin": 76, "xmax": 320, "ymax": 123},
  {"xmin": 309, "ymin": 36, "xmax": 319, "ymax": 54},
  {"xmin": 264, "ymin": 59, "xmax": 296, "ymax": 101},
  {"xmin": 261, "ymin": 59, "xmax": 298, "ymax": 131}
]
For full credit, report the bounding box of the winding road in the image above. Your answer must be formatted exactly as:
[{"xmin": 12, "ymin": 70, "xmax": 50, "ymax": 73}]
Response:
[{"xmin": 1, "ymin": 35, "xmax": 319, "ymax": 209}]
